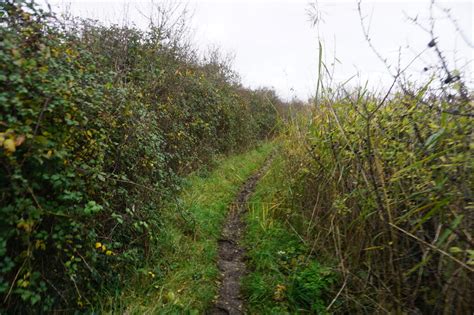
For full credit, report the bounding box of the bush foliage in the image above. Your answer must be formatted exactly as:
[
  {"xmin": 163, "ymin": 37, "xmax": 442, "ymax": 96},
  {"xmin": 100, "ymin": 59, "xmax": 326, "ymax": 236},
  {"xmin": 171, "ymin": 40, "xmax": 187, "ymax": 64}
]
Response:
[{"xmin": 0, "ymin": 1, "xmax": 280, "ymax": 312}]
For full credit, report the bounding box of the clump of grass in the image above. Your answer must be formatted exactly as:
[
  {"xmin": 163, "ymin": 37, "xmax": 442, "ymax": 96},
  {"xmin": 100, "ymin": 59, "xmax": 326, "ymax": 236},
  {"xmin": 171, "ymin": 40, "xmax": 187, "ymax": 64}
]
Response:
[{"xmin": 243, "ymin": 153, "xmax": 336, "ymax": 314}]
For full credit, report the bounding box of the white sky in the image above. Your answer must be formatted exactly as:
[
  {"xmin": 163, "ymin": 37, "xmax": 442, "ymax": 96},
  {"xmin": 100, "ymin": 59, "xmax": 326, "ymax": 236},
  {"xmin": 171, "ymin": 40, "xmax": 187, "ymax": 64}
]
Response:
[{"xmin": 45, "ymin": 0, "xmax": 473, "ymax": 100}]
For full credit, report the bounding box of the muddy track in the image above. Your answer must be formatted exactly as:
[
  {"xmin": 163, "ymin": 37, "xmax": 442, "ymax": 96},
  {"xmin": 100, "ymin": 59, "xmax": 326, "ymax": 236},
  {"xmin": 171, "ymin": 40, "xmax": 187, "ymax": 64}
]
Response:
[{"xmin": 209, "ymin": 155, "xmax": 274, "ymax": 315}]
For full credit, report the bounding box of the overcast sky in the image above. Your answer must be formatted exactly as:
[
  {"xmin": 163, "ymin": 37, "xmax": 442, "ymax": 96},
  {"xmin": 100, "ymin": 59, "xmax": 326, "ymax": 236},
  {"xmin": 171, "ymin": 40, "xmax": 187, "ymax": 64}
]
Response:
[{"xmin": 46, "ymin": 0, "xmax": 473, "ymax": 100}]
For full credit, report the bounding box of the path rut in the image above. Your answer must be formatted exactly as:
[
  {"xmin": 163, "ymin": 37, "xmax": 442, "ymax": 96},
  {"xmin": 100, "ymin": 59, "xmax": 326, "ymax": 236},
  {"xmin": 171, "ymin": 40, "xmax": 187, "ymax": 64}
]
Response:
[{"xmin": 209, "ymin": 155, "xmax": 274, "ymax": 315}]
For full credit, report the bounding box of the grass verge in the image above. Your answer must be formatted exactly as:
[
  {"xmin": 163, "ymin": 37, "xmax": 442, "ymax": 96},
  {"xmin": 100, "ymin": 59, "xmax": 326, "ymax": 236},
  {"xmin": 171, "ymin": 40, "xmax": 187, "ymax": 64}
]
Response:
[
  {"xmin": 242, "ymin": 152, "xmax": 335, "ymax": 314},
  {"xmin": 107, "ymin": 143, "xmax": 273, "ymax": 314}
]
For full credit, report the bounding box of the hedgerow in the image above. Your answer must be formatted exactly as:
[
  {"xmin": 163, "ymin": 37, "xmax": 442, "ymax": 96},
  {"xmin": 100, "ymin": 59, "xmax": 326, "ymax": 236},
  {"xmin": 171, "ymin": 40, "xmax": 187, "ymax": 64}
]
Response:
[
  {"xmin": 281, "ymin": 69, "xmax": 473, "ymax": 313},
  {"xmin": 0, "ymin": 1, "xmax": 279, "ymax": 312}
]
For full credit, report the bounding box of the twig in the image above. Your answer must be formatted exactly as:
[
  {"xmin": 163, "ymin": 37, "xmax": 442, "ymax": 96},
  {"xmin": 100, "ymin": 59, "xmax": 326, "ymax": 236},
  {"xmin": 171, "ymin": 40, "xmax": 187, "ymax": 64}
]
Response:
[
  {"xmin": 389, "ymin": 223, "xmax": 474, "ymax": 272},
  {"xmin": 3, "ymin": 260, "xmax": 26, "ymax": 303},
  {"xmin": 326, "ymin": 277, "xmax": 347, "ymax": 311}
]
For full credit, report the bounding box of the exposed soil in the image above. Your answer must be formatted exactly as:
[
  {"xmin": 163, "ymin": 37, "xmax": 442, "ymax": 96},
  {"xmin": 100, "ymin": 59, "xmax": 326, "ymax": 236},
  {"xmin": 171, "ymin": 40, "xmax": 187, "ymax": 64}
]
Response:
[{"xmin": 209, "ymin": 155, "xmax": 274, "ymax": 315}]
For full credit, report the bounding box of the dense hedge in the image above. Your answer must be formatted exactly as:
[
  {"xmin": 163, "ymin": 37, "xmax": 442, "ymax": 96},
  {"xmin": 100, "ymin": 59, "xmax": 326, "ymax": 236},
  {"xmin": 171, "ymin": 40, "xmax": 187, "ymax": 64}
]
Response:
[{"xmin": 0, "ymin": 1, "xmax": 279, "ymax": 312}]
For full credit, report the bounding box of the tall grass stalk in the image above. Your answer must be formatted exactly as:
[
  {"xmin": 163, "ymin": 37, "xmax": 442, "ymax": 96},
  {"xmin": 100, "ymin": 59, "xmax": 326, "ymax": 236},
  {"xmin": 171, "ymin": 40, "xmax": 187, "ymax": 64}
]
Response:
[{"xmin": 282, "ymin": 84, "xmax": 473, "ymax": 312}]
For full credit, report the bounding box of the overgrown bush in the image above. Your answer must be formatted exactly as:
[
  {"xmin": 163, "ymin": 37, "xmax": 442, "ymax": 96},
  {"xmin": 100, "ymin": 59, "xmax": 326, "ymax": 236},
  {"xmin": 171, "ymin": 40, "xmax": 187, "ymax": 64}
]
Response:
[
  {"xmin": 278, "ymin": 2, "xmax": 474, "ymax": 311},
  {"xmin": 282, "ymin": 79, "xmax": 473, "ymax": 313},
  {"xmin": 0, "ymin": 1, "xmax": 279, "ymax": 312}
]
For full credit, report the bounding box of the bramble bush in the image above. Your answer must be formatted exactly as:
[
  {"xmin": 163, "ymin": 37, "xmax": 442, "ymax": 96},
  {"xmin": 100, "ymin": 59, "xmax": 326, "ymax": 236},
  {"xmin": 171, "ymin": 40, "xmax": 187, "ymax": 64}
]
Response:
[{"xmin": 0, "ymin": 1, "xmax": 280, "ymax": 312}]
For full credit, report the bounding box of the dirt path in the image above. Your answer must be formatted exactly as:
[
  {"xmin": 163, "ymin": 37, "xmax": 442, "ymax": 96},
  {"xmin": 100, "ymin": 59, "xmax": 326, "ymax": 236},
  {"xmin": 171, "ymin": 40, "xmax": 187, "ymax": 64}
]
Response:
[{"xmin": 209, "ymin": 156, "xmax": 274, "ymax": 315}]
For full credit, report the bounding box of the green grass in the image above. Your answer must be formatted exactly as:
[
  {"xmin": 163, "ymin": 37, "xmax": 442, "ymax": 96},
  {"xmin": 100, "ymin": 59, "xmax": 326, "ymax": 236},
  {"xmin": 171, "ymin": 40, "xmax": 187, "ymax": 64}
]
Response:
[
  {"xmin": 242, "ymin": 153, "xmax": 335, "ymax": 314},
  {"xmin": 108, "ymin": 143, "xmax": 274, "ymax": 314}
]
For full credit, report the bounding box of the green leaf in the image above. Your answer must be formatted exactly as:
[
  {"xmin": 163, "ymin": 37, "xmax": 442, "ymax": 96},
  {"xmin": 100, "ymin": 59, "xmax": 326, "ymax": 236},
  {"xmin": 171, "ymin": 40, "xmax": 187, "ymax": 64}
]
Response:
[{"xmin": 424, "ymin": 128, "xmax": 445, "ymax": 150}]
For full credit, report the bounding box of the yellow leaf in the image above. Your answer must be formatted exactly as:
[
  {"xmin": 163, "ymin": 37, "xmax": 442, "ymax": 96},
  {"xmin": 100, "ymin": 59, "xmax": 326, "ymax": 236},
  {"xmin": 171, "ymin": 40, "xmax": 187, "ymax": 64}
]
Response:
[
  {"xmin": 165, "ymin": 291, "xmax": 175, "ymax": 303},
  {"xmin": 17, "ymin": 279, "xmax": 30, "ymax": 288},
  {"xmin": 35, "ymin": 240, "xmax": 46, "ymax": 250},
  {"xmin": 273, "ymin": 284, "xmax": 286, "ymax": 301},
  {"xmin": 17, "ymin": 220, "xmax": 34, "ymax": 233},
  {"xmin": 363, "ymin": 246, "xmax": 385, "ymax": 251},
  {"xmin": 3, "ymin": 138, "xmax": 15, "ymax": 153}
]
